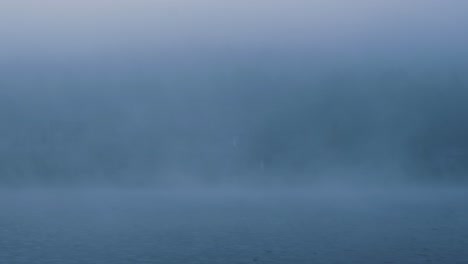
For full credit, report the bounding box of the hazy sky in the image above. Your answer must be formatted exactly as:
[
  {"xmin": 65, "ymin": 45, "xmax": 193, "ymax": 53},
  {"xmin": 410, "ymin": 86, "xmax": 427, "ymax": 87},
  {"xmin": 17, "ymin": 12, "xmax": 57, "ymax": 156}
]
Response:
[{"xmin": 1, "ymin": 0, "xmax": 467, "ymax": 60}]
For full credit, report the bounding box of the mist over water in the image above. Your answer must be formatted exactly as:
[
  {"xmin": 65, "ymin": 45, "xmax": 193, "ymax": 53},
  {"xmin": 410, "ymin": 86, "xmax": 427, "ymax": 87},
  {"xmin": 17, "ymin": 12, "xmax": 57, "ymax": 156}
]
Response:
[
  {"xmin": 1, "ymin": 1, "xmax": 467, "ymax": 187},
  {"xmin": 1, "ymin": 1, "xmax": 468, "ymax": 263},
  {"xmin": 1, "ymin": 0, "xmax": 468, "ymax": 187},
  {"xmin": 2, "ymin": 56, "xmax": 468, "ymax": 187}
]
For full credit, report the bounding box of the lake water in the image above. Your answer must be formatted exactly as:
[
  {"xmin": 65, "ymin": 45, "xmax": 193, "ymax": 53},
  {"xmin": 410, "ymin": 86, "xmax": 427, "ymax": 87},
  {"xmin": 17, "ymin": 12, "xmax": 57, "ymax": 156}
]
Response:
[{"xmin": 1, "ymin": 187, "xmax": 467, "ymax": 264}]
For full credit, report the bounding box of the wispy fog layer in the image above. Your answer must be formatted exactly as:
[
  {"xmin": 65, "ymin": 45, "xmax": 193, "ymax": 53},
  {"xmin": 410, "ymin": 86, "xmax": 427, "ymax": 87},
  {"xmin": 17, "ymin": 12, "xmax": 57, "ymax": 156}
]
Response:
[{"xmin": 0, "ymin": 0, "xmax": 467, "ymax": 187}]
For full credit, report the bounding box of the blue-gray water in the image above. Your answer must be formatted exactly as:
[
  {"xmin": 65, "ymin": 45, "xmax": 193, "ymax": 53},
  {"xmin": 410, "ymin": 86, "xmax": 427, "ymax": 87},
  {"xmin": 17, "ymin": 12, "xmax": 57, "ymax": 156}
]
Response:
[{"xmin": 1, "ymin": 187, "xmax": 467, "ymax": 264}]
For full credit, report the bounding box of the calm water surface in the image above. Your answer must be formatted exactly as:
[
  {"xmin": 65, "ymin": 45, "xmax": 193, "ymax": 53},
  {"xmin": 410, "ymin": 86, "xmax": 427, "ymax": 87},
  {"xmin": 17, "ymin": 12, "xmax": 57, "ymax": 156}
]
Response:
[{"xmin": 1, "ymin": 188, "xmax": 467, "ymax": 264}]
